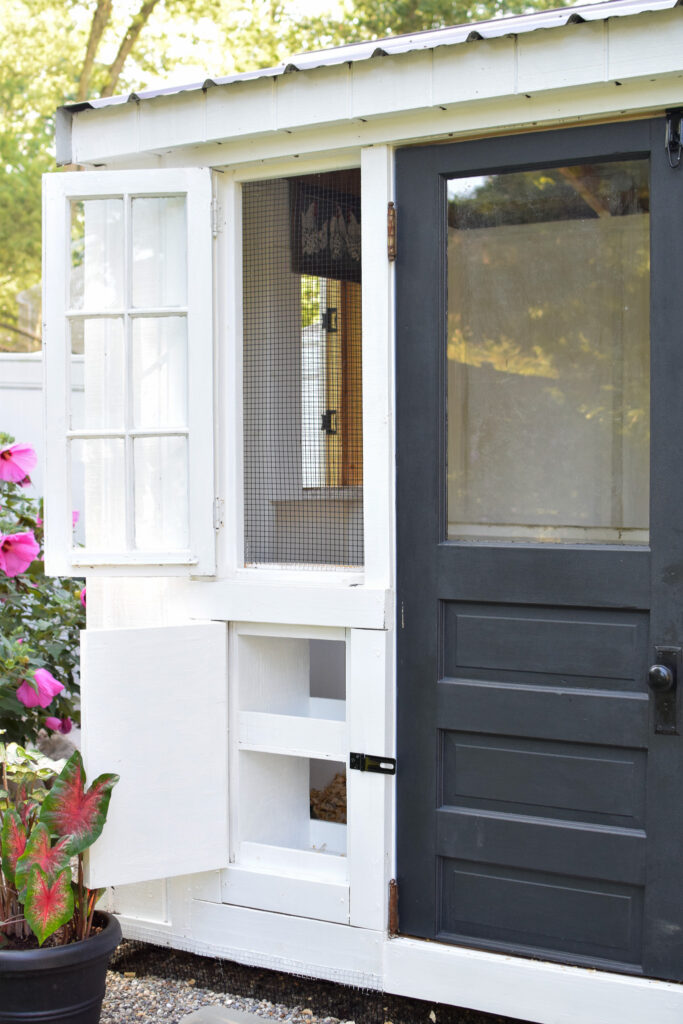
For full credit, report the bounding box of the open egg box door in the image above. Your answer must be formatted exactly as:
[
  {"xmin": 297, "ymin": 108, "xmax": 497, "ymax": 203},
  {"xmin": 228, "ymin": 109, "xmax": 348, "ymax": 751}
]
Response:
[{"xmin": 80, "ymin": 622, "xmax": 228, "ymax": 888}]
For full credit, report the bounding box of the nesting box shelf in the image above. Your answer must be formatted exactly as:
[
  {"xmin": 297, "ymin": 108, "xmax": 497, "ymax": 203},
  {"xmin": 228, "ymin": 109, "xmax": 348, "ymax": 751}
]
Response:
[{"xmin": 237, "ymin": 703, "xmax": 346, "ymax": 760}]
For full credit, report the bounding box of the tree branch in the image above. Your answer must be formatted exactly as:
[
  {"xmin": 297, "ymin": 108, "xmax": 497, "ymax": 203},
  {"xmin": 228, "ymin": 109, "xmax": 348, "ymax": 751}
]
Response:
[
  {"xmin": 100, "ymin": 0, "xmax": 162, "ymax": 98},
  {"xmin": 77, "ymin": 0, "xmax": 113, "ymax": 102}
]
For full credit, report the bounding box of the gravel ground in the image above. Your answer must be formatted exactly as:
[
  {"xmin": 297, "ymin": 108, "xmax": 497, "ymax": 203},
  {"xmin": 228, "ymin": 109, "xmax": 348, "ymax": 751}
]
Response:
[{"xmin": 101, "ymin": 941, "xmax": 537, "ymax": 1024}]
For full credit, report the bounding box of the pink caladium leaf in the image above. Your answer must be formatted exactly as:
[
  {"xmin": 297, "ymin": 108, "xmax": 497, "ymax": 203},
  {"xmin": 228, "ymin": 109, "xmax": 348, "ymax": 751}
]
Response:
[
  {"xmin": 23, "ymin": 865, "xmax": 74, "ymax": 946},
  {"xmin": 1, "ymin": 809, "xmax": 27, "ymax": 886},
  {"xmin": 39, "ymin": 750, "xmax": 119, "ymax": 855},
  {"xmin": 14, "ymin": 823, "xmax": 74, "ymax": 900}
]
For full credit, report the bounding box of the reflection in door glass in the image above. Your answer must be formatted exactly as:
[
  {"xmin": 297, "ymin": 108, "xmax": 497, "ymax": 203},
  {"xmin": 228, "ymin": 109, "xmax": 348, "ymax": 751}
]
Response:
[{"xmin": 447, "ymin": 160, "xmax": 650, "ymax": 544}]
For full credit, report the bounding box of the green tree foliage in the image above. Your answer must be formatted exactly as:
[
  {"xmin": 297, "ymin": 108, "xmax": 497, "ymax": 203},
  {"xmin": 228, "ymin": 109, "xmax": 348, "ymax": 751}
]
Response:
[{"xmin": 286, "ymin": 0, "xmax": 570, "ymax": 53}]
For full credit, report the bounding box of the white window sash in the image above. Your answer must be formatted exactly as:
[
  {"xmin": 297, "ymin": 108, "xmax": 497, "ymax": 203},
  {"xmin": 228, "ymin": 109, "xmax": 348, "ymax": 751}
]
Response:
[{"xmin": 43, "ymin": 168, "xmax": 215, "ymax": 576}]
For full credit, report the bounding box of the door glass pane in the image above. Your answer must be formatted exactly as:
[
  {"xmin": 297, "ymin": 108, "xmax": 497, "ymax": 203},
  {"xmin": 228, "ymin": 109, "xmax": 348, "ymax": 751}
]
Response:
[
  {"xmin": 447, "ymin": 159, "xmax": 650, "ymax": 544},
  {"xmin": 131, "ymin": 196, "xmax": 187, "ymax": 308}
]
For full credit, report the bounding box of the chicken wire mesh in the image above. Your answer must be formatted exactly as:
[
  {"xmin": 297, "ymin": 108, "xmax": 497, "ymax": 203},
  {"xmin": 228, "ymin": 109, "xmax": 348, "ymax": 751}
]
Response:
[
  {"xmin": 243, "ymin": 170, "xmax": 363, "ymax": 569},
  {"xmin": 109, "ymin": 940, "xmax": 527, "ymax": 1023}
]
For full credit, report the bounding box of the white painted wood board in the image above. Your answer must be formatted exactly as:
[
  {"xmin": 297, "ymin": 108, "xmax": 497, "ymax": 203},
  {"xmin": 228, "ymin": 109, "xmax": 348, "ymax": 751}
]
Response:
[
  {"xmin": 238, "ymin": 710, "xmax": 346, "ymax": 760},
  {"xmin": 516, "ymin": 20, "xmax": 606, "ymax": 93},
  {"xmin": 81, "ymin": 622, "xmax": 228, "ymax": 887},
  {"xmin": 347, "ymin": 628, "xmax": 393, "ymax": 931},
  {"xmin": 146, "ymin": 77, "xmax": 683, "ymax": 173},
  {"xmin": 432, "ymin": 35, "xmax": 515, "ymax": 104},
  {"xmin": 361, "ymin": 145, "xmax": 395, "ymax": 590},
  {"xmin": 185, "ymin": 580, "xmax": 390, "ymax": 628},
  {"xmin": 221, "ymin": 865, "xmax": 349, "ymax": 923},
  {"xmin": 111, "ymin": 879, "xmax": 169, "ymax": 924},
  {"xmin": 190, "ymin": 901, "xmax": 383, "ymax": 987},
  {"xmin": 383, "ymin": 937, "xmax": 683, "ymax": 1024},
  {"xmin": 238, "ymin": 840, "xmax": 347, "ymax": 883}
]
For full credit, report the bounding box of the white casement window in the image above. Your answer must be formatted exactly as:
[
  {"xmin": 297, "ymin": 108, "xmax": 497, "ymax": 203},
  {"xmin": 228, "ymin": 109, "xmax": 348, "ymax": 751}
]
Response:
[{"xmin": 43, "ymin": 169, "xmax": 215, "ymax": 575}]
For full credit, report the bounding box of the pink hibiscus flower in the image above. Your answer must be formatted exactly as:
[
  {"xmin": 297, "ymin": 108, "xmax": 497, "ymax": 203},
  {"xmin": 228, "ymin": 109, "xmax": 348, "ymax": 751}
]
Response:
[
  {"xmin": 0, "ymin": 443, "xmax": 37, "ymax": 483},
  {"xmin": 0, "ymin": 531, "xmax": 40, "ymax": 577},
  {"xmin": 45, "ymin": 715, "xmax": 73, "ymax": 734},
  {"xmin": 16, "ymin": 668, "xmax": 64, "ymax": 709},
  {"xmin": 79, "ymin": 586, "xmax": 86, "ymax": 608}
]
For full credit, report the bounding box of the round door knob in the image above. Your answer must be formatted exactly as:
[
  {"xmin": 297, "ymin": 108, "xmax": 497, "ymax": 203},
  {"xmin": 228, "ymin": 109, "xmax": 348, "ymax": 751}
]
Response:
[{"xmin": 648, "ymin": 664, "xmax": 675, "ymax": 692}]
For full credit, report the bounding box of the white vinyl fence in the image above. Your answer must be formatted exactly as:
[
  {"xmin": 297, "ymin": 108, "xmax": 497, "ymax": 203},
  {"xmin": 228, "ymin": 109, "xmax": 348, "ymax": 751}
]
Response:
[{"xmin": 0, "ymin": 353, "xmax": 84, "ymax": 517}]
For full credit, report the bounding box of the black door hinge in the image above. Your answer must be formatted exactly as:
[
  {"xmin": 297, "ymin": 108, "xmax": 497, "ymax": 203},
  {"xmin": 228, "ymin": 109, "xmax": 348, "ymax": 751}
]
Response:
[
  {"xmin": 349, "ymin": 752, "xmax": 396, "ymax": 774},
  {"xmin": 666, "ymin": 109, "xmax": 683, "ymax": 169}
]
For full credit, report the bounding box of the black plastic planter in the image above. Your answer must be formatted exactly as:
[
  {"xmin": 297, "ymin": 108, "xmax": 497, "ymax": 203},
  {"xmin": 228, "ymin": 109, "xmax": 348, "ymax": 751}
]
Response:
[{"xmin": 0, "ymin": 912, "xmax": 122, "ymax": 1024}]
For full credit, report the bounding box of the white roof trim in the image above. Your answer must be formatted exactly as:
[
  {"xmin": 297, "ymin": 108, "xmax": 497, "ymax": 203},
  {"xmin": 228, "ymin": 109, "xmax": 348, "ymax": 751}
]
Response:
[
  {"xmin": 61, "ymin": 0, "xmax": 680, "ymax": 113},
  {"xmin": 59, "ymin": 0, "xmax": 683, "ymax": 167}
]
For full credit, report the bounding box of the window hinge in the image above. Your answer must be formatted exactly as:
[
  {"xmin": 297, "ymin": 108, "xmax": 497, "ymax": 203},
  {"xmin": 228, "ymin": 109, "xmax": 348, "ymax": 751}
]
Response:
[
  {"xmin": 211, "ymin": 197, "xmax": 223, "ymax": 236},
  {"xmin": 387, "ymin": 201, "xmax": 397, "ymax": 261},
  {"xmin": 213, "ymin": 497, "xmax": 225, "ymax": 531}
]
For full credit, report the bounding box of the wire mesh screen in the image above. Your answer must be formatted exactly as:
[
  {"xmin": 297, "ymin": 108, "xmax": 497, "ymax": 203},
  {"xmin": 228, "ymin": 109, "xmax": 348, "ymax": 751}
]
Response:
[{"xmin": 243, "ymin": 171, "xmax": 363, "ymax": 568}]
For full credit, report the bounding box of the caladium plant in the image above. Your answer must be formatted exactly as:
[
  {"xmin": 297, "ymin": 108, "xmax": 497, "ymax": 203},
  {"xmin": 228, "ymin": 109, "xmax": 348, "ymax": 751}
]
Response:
[{"xmin": 0, "ymin": 745, "xmax": 118, "ymax": 947}]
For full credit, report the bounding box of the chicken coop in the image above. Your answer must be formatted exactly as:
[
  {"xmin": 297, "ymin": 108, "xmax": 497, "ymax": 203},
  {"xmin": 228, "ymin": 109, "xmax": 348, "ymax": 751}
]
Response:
[{"xmin": 42, "ymin": 1, "xmax": 683, "ymax": 1020}]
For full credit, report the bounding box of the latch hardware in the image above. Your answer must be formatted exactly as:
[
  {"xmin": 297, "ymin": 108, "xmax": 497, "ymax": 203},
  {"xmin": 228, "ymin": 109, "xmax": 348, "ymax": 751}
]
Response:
[
  {"xmin": 321, "ymin": 307, "xmax": 338, "ymax": 332},
  {"xmin": 349, "ymin": 752, "xmax": 396, "ymax": 775},
  {"xmin": 321, "ymin": 409, "xmax": 337, "ymax": 435},
  {"xmin": 665, "ymin": 109, "xmax": 683, "ymax": 169}
]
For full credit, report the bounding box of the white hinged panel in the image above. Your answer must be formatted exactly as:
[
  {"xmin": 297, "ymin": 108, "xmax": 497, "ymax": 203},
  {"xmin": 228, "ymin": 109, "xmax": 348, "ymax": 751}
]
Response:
[
  {"xmin": 43, "ymin": 168, "xmax": 215, "ymax": 576},
  {"xmin": 81, "ymin": 622, "xmax": 228, "ymax": 887}
]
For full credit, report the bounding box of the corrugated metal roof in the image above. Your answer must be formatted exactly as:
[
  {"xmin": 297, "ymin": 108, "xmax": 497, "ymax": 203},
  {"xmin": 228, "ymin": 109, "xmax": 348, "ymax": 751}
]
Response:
[{"xmin": 64, "ymin": 0, "xmax": 680, "ymax": 113}]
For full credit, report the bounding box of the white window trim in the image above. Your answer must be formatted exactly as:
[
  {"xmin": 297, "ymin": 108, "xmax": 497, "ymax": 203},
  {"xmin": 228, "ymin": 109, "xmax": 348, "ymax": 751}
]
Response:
[{"xmin": 43, "ymin": 167, "xmax": 216, "ymax": 576}]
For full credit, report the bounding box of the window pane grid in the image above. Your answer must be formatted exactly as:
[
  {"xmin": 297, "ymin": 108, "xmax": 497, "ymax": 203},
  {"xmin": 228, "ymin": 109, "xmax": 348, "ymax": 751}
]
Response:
[{"xmin": 67, "ymin": 193, "xmax": 190, "ymax": 556}]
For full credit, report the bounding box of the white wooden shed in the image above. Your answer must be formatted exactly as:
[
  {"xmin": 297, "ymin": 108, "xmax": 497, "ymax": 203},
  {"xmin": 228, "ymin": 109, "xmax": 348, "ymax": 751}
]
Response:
[{"xmin": 43, "ymin": 2, "xmax": 683, "ymax": 1020}]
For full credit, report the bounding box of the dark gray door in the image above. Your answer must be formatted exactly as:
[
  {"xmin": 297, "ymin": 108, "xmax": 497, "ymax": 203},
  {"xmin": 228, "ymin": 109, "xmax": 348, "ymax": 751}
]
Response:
[{"xmin": 396, "ymin": 119, "xmax": 683, "ymax": 980}]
